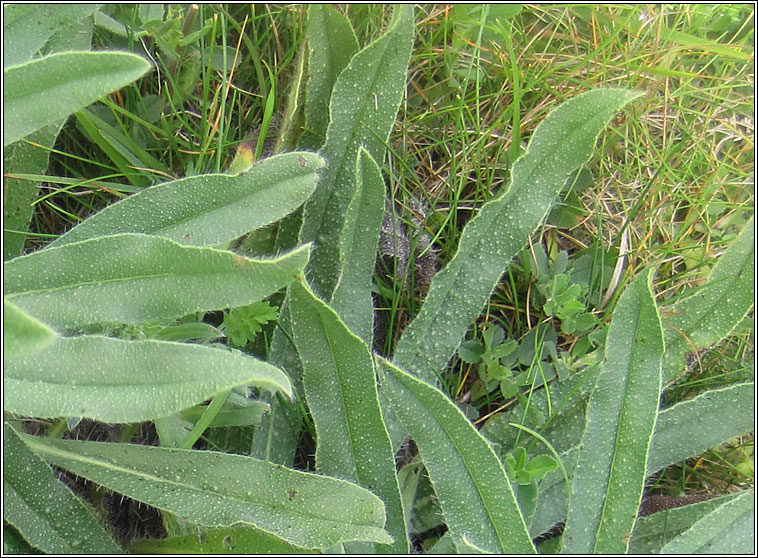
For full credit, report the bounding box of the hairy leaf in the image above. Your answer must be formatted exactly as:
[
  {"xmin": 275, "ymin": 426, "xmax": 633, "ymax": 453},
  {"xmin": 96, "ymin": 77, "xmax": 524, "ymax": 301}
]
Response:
[
  {"xmin": 5, "ymin": 335, "xmax": 292, "ymax": 422},
  {"xmin": 5, "ymin": 234, "xmax": 309, "ymax": 330},
  {"xmin": 21, "ymin": 434, "xmax": 392, "ymax": 550},
  {"xmin": 393, "ymin": 88, "xmax": 644, "ymax": 384}
]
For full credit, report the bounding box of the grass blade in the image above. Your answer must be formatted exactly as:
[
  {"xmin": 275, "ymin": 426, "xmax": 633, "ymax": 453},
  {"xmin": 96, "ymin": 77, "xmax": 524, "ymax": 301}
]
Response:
[
  {"xmin": 378, "ymin": 358, "xmax": 536, "ymax": 554},
  {"xmin": 659, "ymin": 489, "xmax": 754, "ymax": 554},
  {"xmin": 301, "ymin": 4, "xmax": 414, "ymax": 299},
  {"xmin": 49, "ymin": 152, "xmax": 325, "ymax": 248},
  {"xmin": 3, "ymin": 424, "xmax": 122, "ymax": 554},
  {"xmin": 330, "ymin": 148, "xmax": 387, "ymax": 343},
  {"xmin": 4, "ymin": 51, "xmax": 151, "ymax": 146},
  {"xmin": 20, "ymin": 434, "xmax": 393, "ymax": 550},
  {"xmin": 4, "ymin": 335, "xmax": 292, "ymax": 423},
  {"xmin": 4, "ymin": 298, "xmax": 57, "ymax": 357},
  {"xmin": 5, "ymin": 234, "xmax": 309, "ymax": 330},
  {"xmin": 562, "ymin": 268, "xmax": 664, "ymax": 554},
  {"xmin": 662, "ymin": 216, "xmax": 754, "ymax": 383},
  {"xmin": 393, "ymin": 88, "xmax": 644, "ymax": 384},
  {"xmin": 289, "ymin": 280, "xmax": 408, "ymax": 553}
]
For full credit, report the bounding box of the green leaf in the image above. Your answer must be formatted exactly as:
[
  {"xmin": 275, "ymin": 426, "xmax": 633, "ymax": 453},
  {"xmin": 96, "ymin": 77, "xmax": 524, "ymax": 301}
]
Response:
[
  {"xmin": 629, "ymin": 492, "xmax": 745, "ymax": 554},
  {"xmin": 289, "ymin": 281, "xmax": 408, "ymax": 553},
  {"xmin": 647, "ymin": 381, "xmax": 755, "ymax": 475},
  {"xmin": 562, "ymin": 268, "xmax": 664, "ymax": 554},
  {"xmin": 330, "ymin": 148, "xmax": 387, "ymax": 343},
  {"xmin": 21, "ymin": 434, "xmax": 392, "ymax": 550},
  {"xmin": 393, "ymin": 88, "xmax": 644, "ymax": 384},
  {"xmin": 301, "ymin": 4, "xmax": 414, "ymax": 299},
  {"xmin": 180, "ymin": 400, "xmax": 271, "ymax": 428},
  {"xmin": 663, "ymin": 216, "xmax": 754, "ymax": 383},
  {"xmin": 4, "ymin": 335, "xmax": 292, "ymax": 422},
  {"xmin": 48, "ymin": 152, "xmax": 325, "ymax": 248},
  {"xmin": 298, "ymin": 4, "xmax": 360, "ymax": 151},
  {"xmin": 4, "ymin": 126, "xmax": 61, "ymax": 259},
  {"xmin": 3, "ymin": 51, "xmax": 151, "ymax": 146},
  {"xmin": 4, "ymin": 234, "xmax": 309, "ymax": 331},
  {"xmin": 3, "ymin": 424, "xmax": 122, "ymax": 554},
  {"xmin": 659, "ymin": 490, "xmax": 754, "ymax": 554},
  {"xmin": 378, "ymin": 358, "xmax": 535, "ymax": 554},
  {"xmin": 3, "ymin": 298, "xmax": 57, "ymax": 357},
  {"xmin": 129, "ymin": 524, "xmax": 313, "ymax": 554},
  {"xmin": 2, "ymin": 4, "xmax": 99, "ymax": 68}
]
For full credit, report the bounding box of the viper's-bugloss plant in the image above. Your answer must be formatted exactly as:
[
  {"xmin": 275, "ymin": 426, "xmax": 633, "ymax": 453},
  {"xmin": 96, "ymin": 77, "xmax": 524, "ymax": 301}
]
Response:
[{"xmin": 4, "ymin": 4, "xmax": 753, "ymax": 554}]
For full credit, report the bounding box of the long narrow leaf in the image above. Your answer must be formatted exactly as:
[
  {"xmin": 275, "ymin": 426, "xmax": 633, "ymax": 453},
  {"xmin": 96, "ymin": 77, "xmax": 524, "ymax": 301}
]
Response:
[
  {"xmin": 3, "ymin": 424, "xmax": 122, "ymax": 554},
  {"xmin": 378, "ymin": 358, "xmax": 535, "ymax": 554},
  {"xmin": 531, "ymin": 382, "xmax": 755, "ymax": 538},
  {"xmin": 647, "ymin": 381, "xmax": 755, "ymax": 475},
  {"xmin": 289, "ymin": 280, "xmax": 408, "ymax": 553},
  {"xmin": 4, "ymin": 234, "xmax": 309, "ymax": 330},
  {"xmin": 629, "ymin": 492, "xmax": 745, "ymax": 554},
  {"xmin": 21, "ymin": 434, "xmax": 393, "ymax": 550},
  {"xmin": 659, "ymin": 489, "xmax": 754, "ymax": 554},
  {"xmin": 393, "ymin": 88, "xmax": 644, "ymax": 384},
  {"xmin": 48, "ymin": 152, "xmax": 325, "ymax": 248},
  {"xmin": 5, "ymin": 335, "xmax": 292, "ymax": 423},
  {"xmin": 298, "ymin": 4, "xmax": 360, "ymax": 151},
  {"xmin": 562, "ymin": 268, "xmax": 664, "ymax": 554},
  {"xmin": 301, "ymin": 4, "xmax": 414, "ymax": 299},
  {"xmin": 4, "ymin": 51, "xmax": 151, "ymax": 146},
  {"xmin": 330, "ymin": 148, "xmax": 386, "ymax": 343},
  {"xmin": 662, "ymin": 216, "xmax": 754, "ymax": 383}
]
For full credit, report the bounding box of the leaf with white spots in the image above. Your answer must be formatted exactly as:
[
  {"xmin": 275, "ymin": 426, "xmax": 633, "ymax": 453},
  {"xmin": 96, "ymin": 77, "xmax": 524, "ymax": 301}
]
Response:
[
  {"xmin": 20, "ymin": 433, "xmax": 392, "ymax": 550},
  {"xmin": 662, "ymin": 216, "xmax": 754, "ymax": 383},
  {"xmin": 393, "ymin": 88, "xmax": 644, "ymax": 384},
  {"xmin": 3, "ymin": 298, "xmax": 56, "ymax": 357},
  {"xmin": 562, "ymin": 268, "xmax": 664, "ymax": 554},
  {"xmin": 48, "ymin": 152, "xmax": 325, "ymax": 248},
  {"xmin": 289, "ymin": 280, "xmax": 408, "ymax": 553},
  {"xmin": 4, "ymin": 51, "xmax": 151, "ymax": 146},
  {"xmin": 4, "ymin": 334, "xmax": 292, "ymax": 423},
  {"xmin": 4, "ymin": 233, "xmax": 309, "ymax": 331},
  {"xmin": 3, "ymin": 424, "xmax": 122, "ymax": 554},
  {"xmin": 377, "ymin": 357, "xmax": 536, "ymax": 554},
  {"xmin": 301, "ymin": 4, "xmax": 414, "ymax": 299}
]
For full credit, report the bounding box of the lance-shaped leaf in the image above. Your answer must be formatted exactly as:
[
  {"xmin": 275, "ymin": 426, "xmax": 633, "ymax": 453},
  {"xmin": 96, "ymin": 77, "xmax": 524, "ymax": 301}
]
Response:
[
  {"xmin": 48, "ymin": 152, "xmax": 325, "ymax": 248},
  {"xmin": 531, "ymin": 382, "xmax": 755, "ymax": 538},
  {"xmin": 3, "ymin": 424, "xmax": 122, "ymax": 554},
  {"xmin": 5, "ymin": 335, "xmax": 292, "ymax": 422},
  {"xmin": 4, "ymin": 298, "xmax": 57, "ymax": 357},
  {"xmin": 648, "ymin": 381, "xmax": 755, "ymax": 475},
  {"xmin": 562, "ymin": 269, "xmax": 664, "ymax": 554},
  {"xmin": 4, "ymin": 51, "xmax": 151, "ymax": 146},
  {"xmin": 629, "ymin": 492, "xmax": 745, "ymax": 554},
  {"xmin": 4, "ymin": 234, "xmax": 309, "ymax": 330},
  {"xmin": 659, "ymin": 489, "xmax": 754, "ymax": 554},
  {"xmin": 301, "ymin": 4, "xmax": 414, "ymax": 299},
  {"xmin": 378, "ymin": 358, "xmax": 535, "ymax": 554},
  {"xmin": 663, "ymin": 216, "xmax": 754, "ymax": 383},
  {"xmin": 20, "ymin": 434, "xmax": 392, "ymax": 550},
  {"xmin": 289, "ymin": 280, "xmax": 408, "ymax": 553},
  {"xmin": 298, "ymin": 4, "xmax": 360, "ymax": 151},
  {"xmin": 330, "ymin": 148, "xmax": 387, "ymax": 343},
  {"xmin": 393, "ymin": 88, "xmax": 644, "ymax": 384}
]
